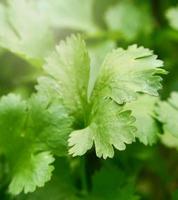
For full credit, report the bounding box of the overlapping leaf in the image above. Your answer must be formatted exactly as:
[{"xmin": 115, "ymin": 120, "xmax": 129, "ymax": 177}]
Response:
[
  {"xmin": 92, "ymin": 45, "xmax": 165, "ymax": 104},
  {"xmin": 35, "ymin": 0, "xmax": 99, "ymax": 33},
  {"xmin": 87, "ymin": 165, "xmax": 139, "ymax": 200},
  {"xmin": 15, "ymin": 158, "xmax": 79, "ymax": 200},
  {"xmin": 0, "ymin": 94, "xmax": 72, "ymax": 195},
  {"xmin": 125, "ymin": 95, "xmax": 160, "ymax": 145},
  {"xmin": 40, "ymin": 35, "xmax": 165, "ymax": 158},
  {"xmin": 69, "ymin": 99, "xmax": 136, "ymax": 159},
  {"xmin": 42, "ymin": 35, "xmax": 90, "ymax": 125},
  {"xmin": 0, "ymin": 0, "xmax": 54, "ymax": 60},
  {"xmin": 105, "ymin": 1, "xmax": 153, "ymax": 40},
  {"xmin": 156, "ymin": 92, "xmax": 178, "ymax": 149}
]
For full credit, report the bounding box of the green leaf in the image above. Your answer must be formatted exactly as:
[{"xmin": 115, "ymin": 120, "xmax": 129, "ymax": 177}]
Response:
[
  {"xmin": 88, "ymin": 40, "xmax": 116, "ymax": 98},
  {"xmin": 125, "ymin": 95, "xmax": 160, "ymax": 145},
  {"xmin": 166, "ymin": 7, "xmax": 178, "ymax": 31},
  {"xmin": 0, "ymin": 0, "xmax": 54, "ymax": 60},
  {"xmin": 35, "ymin": 0, "xmax": 99, "ymax": 33},
  {"xmin": 40, "ymin": 35, "xmax": 165, "ymax": 158},
  {"xmin": 105, "ymin": 1, "xmax": 153, "ymax": 40},
  {"xmin": 43, "ymin": 35, "xmax": 90, "ymax": 124},
  {"xmin": 26, "ymin": 95, "xmax": 73, "ymax": 156},
  {"xmin": 92, "ymin": 45, "xmax": 165, "ymax": 104},
  {"xmin": 156, "ymin": 92, "xmax": 178, "ymax": 138},
  {"xmin": 69, "ymin": 99, "xmax": 136, "ymax": 159},
  {"xmin": 9, "ymin": 152, "xmax": 54, "ymax": 195},
  {"xmin": 160, "ymin": 132, "xmax": 178, "ymax": 150},
  {"xmin": 0, "ymin": 94, "xmax": 72, "ymax": 195},
  {"xmin": 87, "ymin": 165, "xmax": 139, "ymax": 200},
  {"xmin": 16, "ymin": 158, "xmax": 79, "ymax": 200},
  {"xmin": 0, "ymin": 94, "xmax": 26, "ymax": 154}
]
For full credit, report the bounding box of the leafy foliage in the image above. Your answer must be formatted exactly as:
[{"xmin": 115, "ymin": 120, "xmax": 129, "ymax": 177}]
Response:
[
  {"xmin": 35, "ymin": 0, "xmax": 99, "ymax": 33},
  {"xmin": 1, "ymin": 0, "xmax": 178, "ymax": 199},
  {"xmin": 39, "ymin": 35, "xmax": 165, "ymax": 159},
  {"xmin": 166, "ymin": 7, "xmax": 178, "ymax": 30},
  {"xmin": 0, "ymin": 0, "xmax": 54, "ymax": 61},
  {"xmin": 126, "ymin": 95, "xmax": 160, "ymax": 145},
  {"xmin": 105, "ymin": 1, "xmax": 153, "ymax": 40},
  {"xmin": 0, "ymin": 94, "xmax": 72, "ymax": 195},
  {"xmin": 156, "ymin": 92, "xmax": 178, "ymax": 149}
]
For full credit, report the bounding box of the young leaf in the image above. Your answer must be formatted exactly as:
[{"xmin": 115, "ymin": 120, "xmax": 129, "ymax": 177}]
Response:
[
  {"xmin": 26, "ymin": 95, "xmax": 73, "ymax": 156},
  {"xmin": 35, "ymin": 0, "xmax": 99, "ymax": 33},
  {"xmin": 0, "ymin": 94, "xmax": 72, "ymax": 195},
  {"xmin": 16, "ymin": 158, "xmax": 79, "ymax": 200},
  {"xmin": 156, "ymin": 92, "xmax": 178, "ymax": 138},
  {"xmin": 39, "ymin": 35, "xmax": 165, "ymax": 158},
  {"xmin": 0, "ymin": 0, "xmax": 54, "ymax": 60},
  {"xmin": 9, "ymin": 152, "xmax": 55, "ymax": 195},
  {"xmin": 69, "ymin": 99, "xmax": 136, "ymax": 159},
  {"xmin": 92, "ymin": 45, "xmax": 165, "ymax": 104},
  {"xmin": 125, "ymin": 95, "xmax": 160, "ymax": 145},
  {"xmin": 43, "ymin": 35, "xmax": 90, "ymax": 123},
  {"xmin": 88, "ymin": 40, "xmax": 116, "ymax": 99},
  {"xmin": 105, "ymin": 1, "xmax": 153, "ymax": 40}
]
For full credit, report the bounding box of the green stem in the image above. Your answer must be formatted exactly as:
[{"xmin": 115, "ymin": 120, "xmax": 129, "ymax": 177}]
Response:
[{"xmin": 80, "ymin": 157, "xmax": 88, "ymax": 195}]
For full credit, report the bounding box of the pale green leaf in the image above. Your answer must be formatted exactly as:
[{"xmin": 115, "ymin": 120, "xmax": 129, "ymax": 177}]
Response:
[
  {"xmin": 156, "ymin": 92, "xmax": 178, "ymax": 137},
  {"xmin": 0, "ymin": 0, "xmax": 54, "ymax": 60},
  {"xmin": 92, "ymin": 45, "xmax": 165, "ymax": 104},
  {"xmin": 16, "ymin": 158, "xmax": 79, "ymax": 200},
  {"xmin": 125, "ymin": 95, "xmax": 160, "ymax": 145},
  {"xmin": 69, "ymin": 99, "xmax": 136, "ymax": 159},
  {"xmin": 105, "ymin": 1, "xmax": 153, "ymax": 40},
  {"xmin": 35, "ymin": 0, "xmax": 99, "ymax": 33},
  {"xmin": 88, "ymin": 40, "xmax": 116, "ymax": 99},
  {"xmin": 9, "ymin": 152, "xmax": 54, "ymax": 195},
  {"xmin": 69, "ymin": 127, "xmax": 93, "ymax": 156},
  {"xmin": 166, "ymin": 7, "xmax": 178, "ymax": 30},
  {"xmin": 160, "ymin": 132, "xmax": 178, "ymax": 150},
  {"xmin": 43, "ymin": 35, "xmax": 90, "ymax": 123}
]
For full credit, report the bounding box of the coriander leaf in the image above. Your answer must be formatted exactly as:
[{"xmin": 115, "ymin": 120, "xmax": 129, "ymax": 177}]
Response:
[
  {"xmin": 105, "ymin": 1, "xmax": 153, "ymax": 40},
  {"xmin": 88, "ymin": 40, "xmax": 116, "ymax": 99},
  {"xmin": 35, "ymin": 76, "xmax": 62, "ymax": 106},
  {"xmin": 43, "ymin": 35, "xmax": 90, "ymax": 124},
  {"xmin": 26, "ymin": 95, "xmax": 73, "ymax": 156},
  {"xmin": 160, "ymin": 132, "xmax": 178, "ymax": 150},
  {"xmin": 0, "ymin": 0, "xmax": 54, "ymax": 60},
  {"xmin": 9, "ymin": 152, "xmax": 54, "ymax": 195},
  {"xmin": 156, "ymin": 92, "xmax": 178, "ymax": 137},
  {"xmin": 125, "ymin": 95, "xmax": 160, "ymax": 145},
  {"xmin": 92, "ymin": 45, "xmax": 165, "ymax": 104},
  {"xmin": 166, "ymin": 7, "xmax": 178, "ymax": 30},
  {"xmin": 0, "ymin": 94, "xmax": 26, "ymax": 155},
  {"xmin": 87, "ymin": 165, "xmax": 139, "ymax": 200},
  {"xmin": 16, "ymin": 158, "xmax": 79, "ymax": 200},
  {"xmin": 40, "ymin": 35, "xmax": 165, "ymax": 158},
  {"xmin": 35, "ymin": 0, "xmax": 99, "ymax": 33},
  {"xmin": 69, "ymin": 99, "xmax": 136, "ymax": 159},
  {"xmin": 0, "ymin": 94, "xmax": 72, "ymax": 195},
  {"xmin": 68, "ymin": 127, "xmax": 93, "ymax": 156}
]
